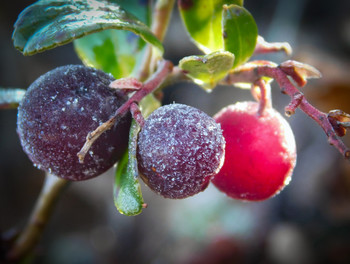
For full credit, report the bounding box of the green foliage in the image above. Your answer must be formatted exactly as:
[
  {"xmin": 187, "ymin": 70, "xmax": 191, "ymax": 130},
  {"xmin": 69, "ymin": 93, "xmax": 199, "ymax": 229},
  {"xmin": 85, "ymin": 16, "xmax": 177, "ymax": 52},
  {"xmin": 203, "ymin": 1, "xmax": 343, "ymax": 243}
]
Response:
[
  {"xmin": 179, "ymin": 51, "xmax": 235, "ymax": 90},
  {"xmin": 12, "ymin": 0, "xmax": 162, "ymax": 56},
  {"xmin": 222, "ymin": 4, "xmax": 258, "ymax": 68},
  {"xmin": 114, "ymin": 121, "xmax": 144, "ymax": 216},
  {"xmin": 74, "ymin": 30, "xmax": 145, "ymax": 79},
  {"xmin": 178, "ymin": 0, "xmax": 243, "ymax": 53},
  {"xmin": 178, "ymin": 0, "xmax": 257, "ymax": 69},
  {"xmin": 0, "ymin": 88, "xmax": 26, "ymax": 109},
  {"xmin": 74, "ymin": 0, "xmax": 151, "ymax": 79}
]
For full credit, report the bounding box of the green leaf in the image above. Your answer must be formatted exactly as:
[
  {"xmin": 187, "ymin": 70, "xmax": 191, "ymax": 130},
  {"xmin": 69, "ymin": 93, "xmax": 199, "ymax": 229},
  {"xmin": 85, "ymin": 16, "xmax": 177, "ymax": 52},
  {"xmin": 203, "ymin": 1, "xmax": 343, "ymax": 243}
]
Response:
[
  {"xmin": 13, "ymin": 0, "xmax": 163, "ymax": 56},
  {"xmin": 114, "ymin": 120, "xmax": 144, "ymax": 216},
  {"xmin": 0, "ymin": 88, "xmax": 26, "ymax": 109},
  {"xmin": 139, "ymin": 94, "xmax": 161, "ymax": 118},
  {"xmin": 178, "ymin": 0, "xmax": 243, "ymax": 53},
  {"xmin": 74, "ymin": 30, "xmax": 145, "ymax": 79},
  {"xmin": 109, "ymin": 0, "xmax": 151, "ymax": 25},
  {"xmin": 74, "ymin": 0, "xmax": 151, "ymax": 79},
  {"xmin": 179, "ymin": 51, "xmax": 235, "ymax": 90},
  {"xmin": 222, "ymin": 4, "xmax": 258, "ymax": 68}
]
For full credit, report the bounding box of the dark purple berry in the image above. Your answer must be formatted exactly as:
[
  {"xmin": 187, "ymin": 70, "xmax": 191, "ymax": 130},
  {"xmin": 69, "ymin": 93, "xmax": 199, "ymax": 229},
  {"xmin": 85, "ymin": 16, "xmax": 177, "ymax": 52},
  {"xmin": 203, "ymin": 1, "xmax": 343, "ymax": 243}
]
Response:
[
  {"xmin": 17, "ymin": 65, "xmax": 131, "ymax": 181},
  {"xmin": 137, "ymin": 103, "xmax": 225, "ymax": 199}
]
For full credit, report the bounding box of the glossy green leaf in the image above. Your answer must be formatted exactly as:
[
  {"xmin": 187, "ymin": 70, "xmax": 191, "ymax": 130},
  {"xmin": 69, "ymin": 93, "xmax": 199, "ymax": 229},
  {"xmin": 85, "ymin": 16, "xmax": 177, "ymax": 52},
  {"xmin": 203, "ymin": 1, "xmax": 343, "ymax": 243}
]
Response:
[
  {"xmin": 74, "ymin": 0, "xmax": 151, "ymax": 79},
  {"xmin": 0, "ymin": 88, "xmax": 26, "ymax": 109},
  {"xmin": 114, "ymin": 120, "xmax": 144, "ymax": 216},
  {"xmin": 110, "ymin": 0, "xmax": 151, "ymax": 24},
  {"xmin": 74, "ymin": 30, "xmax": 145, "ymax": 79},
  {"xmin": 178, "ymin": 0, "xmax": 243, "ymax": 53},
  {"xmin": 13, "ymin": 0, "xmax": 163, "ymax": 56},
  {"xmin": 179, "ymin": 51, "xmax": 235, "ymax": 90},
  {"xmin": 222, "ymin": 4, "xmax": 258, "ymax": 68}
]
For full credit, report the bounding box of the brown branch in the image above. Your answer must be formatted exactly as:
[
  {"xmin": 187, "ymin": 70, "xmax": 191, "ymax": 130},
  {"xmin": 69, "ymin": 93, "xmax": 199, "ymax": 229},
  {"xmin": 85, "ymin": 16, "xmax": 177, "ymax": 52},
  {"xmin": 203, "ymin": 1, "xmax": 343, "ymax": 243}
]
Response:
[
  {"xmin": 130, "ymin": 102, "xmax": 145, "ymax": 127},
  {"xmin": 7, "ymin": 174, "xmax": 68, "ymax": 262},
  {"xmin": 78, "ymin": 60, "xmax": 174, "ymax": 163},
  {"xmin": 252, "ymin": 79, "xmax": 272, "ymax": 116},
  {"xmin": 223, "ymin": 60, "xmax": 350, "ymax": 159}
]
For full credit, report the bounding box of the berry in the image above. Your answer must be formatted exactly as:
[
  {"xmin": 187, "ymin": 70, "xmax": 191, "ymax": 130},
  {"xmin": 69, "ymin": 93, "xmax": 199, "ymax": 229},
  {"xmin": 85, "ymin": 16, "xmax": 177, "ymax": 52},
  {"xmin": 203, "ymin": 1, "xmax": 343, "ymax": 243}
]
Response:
[
  {"xmin": 137, "ymin": 103, "xmax": 225, "ymax": 199},
  {"xmin": 17, "ymin": 65, "xmax": 131, "ymax": 181},
  {"xmin": 212, "ymin": 101, "xmax": 296, "ymax": 201}
]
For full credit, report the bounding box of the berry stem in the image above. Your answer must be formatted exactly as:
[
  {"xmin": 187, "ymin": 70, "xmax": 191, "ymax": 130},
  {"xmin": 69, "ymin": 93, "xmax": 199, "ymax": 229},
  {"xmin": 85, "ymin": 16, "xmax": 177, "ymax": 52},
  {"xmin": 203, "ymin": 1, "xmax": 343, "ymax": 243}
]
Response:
[
  {"xmin": 223, "ymin": 60, "xmax": 350, "ymax": 159},
  {"xmin": 137, "ymin": 0, "xmax": 175, "ymax": 81},
  {"xmin": 130, "ymin": 102, "xmax": 145, "ymax": 127},
  {"xmin": 78, "ymin": 60, "xmax": 173, "ymax": 163},
  {"xmin": 6, "ymin": 174, "xmax": 68, "ymax": 262},
  {"xmin": 252, "ymin": 79, "xmax": 272, "ymax": 116}
]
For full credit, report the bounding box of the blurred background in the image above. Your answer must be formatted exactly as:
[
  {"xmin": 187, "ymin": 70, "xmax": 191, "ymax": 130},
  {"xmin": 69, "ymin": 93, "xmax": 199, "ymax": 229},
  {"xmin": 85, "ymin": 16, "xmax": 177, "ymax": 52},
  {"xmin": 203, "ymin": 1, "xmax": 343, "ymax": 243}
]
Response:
[{"xmin": 1, "ymin": 0, "xmax": 350, "ymax": 263}]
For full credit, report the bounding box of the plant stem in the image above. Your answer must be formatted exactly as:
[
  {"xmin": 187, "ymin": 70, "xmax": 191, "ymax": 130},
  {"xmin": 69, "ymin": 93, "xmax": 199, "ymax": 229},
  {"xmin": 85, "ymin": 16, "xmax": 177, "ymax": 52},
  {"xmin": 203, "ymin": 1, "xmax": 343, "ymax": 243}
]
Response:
[
  {"xmin": 137, "ymin": 0, "xmax": 176, "ymax": 81},
  {"xmin": 252, "ymin": 79, "xmax": 272, "ymax": 116},
  {"xmin": 223, "ymin": 61, "xmax": 350, "ymax": 159},
  {"xmin": 78, "ymin": 60, "xmax": 173, "ymax": 162},
  {"xmin": 7, "ymin": 174, "xmax": 68, "ymax": 262}
]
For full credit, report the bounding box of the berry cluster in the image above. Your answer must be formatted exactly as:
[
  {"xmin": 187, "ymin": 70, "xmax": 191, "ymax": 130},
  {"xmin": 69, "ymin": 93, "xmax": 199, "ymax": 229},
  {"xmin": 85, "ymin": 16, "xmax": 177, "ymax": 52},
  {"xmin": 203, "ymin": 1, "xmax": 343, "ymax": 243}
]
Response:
[{"xmin": 17, "ymin": 64, "xmax": 297, "ymax": 201}]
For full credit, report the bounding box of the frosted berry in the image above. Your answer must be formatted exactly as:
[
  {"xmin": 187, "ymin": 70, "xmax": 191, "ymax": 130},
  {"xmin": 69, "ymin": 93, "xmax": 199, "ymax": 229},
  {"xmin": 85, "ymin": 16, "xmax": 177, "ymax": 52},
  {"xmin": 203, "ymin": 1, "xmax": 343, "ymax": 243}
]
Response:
[
  {"xmin": 17, "ymin": 65, "xmax": 131, "ymax": 181},
  {"xmin": 212, "ymin": 101, "xmax": 296, "ymax": 201},
  {"xmin": 137, "ymin": 104, "xmax": 225, "ymax": 199}
]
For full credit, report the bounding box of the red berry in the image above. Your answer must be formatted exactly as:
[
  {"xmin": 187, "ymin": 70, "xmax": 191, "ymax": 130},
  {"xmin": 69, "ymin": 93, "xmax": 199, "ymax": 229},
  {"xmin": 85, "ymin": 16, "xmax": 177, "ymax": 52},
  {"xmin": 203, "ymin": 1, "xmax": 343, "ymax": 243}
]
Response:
[
  {"xmin": 137, "ymin": 104, "xmax": 225, "ymax": 199},
  {"xmin": 212, "ymin": 101, "xmax": 296, "ymax": 201},
  {"xmin": 17, "ymin": 65, "xmax": 131, "ymax": 181}
]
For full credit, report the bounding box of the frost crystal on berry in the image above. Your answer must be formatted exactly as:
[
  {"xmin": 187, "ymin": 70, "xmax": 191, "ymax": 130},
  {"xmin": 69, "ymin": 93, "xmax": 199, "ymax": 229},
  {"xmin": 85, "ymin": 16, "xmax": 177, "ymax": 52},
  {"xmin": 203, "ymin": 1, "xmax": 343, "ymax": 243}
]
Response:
[
  {"xmin": 17, "ymin": 65, "xmax": 131, "ymax": 181},
  {"xmin": 137, "ymin": 103, "xmax": 225, "ymax": 199}
]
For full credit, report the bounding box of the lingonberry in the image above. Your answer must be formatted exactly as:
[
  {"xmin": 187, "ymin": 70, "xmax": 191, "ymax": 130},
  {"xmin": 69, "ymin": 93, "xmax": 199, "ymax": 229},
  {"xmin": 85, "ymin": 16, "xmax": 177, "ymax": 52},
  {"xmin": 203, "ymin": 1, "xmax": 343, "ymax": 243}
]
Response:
[
  {"xmin": 137, "ymin": 103, "xmax": 225, "ymax": 199},
  {"xmin": 212, "ymin": 101, "xmax": 296, "ymax": 201},
  {"xmin": 17, "ymin": 65, "xmax": 131, "ymax": 181}
]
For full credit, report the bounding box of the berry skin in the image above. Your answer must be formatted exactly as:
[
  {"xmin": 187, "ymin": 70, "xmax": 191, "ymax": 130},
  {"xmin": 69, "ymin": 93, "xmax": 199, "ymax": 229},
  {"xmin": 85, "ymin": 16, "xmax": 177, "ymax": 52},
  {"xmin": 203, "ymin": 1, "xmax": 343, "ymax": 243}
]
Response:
[
  {"xmin": 212, "ymin": 101, "xmax": 296, "ymax": 201},
  {"xmin": 17, "ymin": 65, "xmax": 131, "ymax": 181},
  {"xmin": 137, "ymin": 103, "xmax": 225, "ymax": 199}
]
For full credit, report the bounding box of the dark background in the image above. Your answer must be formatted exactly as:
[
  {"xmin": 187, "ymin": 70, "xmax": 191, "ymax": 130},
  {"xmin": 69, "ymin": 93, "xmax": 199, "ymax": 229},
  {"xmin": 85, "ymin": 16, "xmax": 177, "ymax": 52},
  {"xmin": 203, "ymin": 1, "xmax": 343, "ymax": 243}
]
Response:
[{"xmin": 1, "ymin": 0, "xmax": 350, "ymax": 263}]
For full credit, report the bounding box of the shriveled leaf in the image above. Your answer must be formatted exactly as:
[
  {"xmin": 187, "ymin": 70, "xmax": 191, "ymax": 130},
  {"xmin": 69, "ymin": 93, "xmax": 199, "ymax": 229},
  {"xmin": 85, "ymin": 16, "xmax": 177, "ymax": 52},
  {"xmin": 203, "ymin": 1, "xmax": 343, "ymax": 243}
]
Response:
[
  {"xmin": 109, "ymin": 77, "xmax": 143, "ymax": 91},
  {"xmin": 178, "ymin": 0, "xmax": 243, "ymax": 53},
  {"xmin": 114, "ymin": 120, "xmax": 144, "ymax": 216},
  {"xmin": 279, "ymin": 60, "xmax": 322, "ymax": 87},
  {"xmin": 13, "ymin": 0, "xmax": 163, "ymax": 56},
  {"xmin": 222, "ymin": 4, "xmax": 258, "ymax": 68},
  {"xmin": 179, "ymin": 51, "xmax": 235, "ymax": 91},
  {"xmin": 0, "ymin": 88, "xmax": 26, "ymax": 109},
  {"xmin": 74, "ymin": 0, "xmax": 151, "ymax": 79}
]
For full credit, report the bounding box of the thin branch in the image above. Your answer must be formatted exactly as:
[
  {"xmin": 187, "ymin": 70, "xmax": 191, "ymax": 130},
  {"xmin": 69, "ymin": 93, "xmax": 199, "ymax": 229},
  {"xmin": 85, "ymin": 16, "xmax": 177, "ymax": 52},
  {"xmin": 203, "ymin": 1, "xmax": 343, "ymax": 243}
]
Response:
[
  {"xmin": 78, "ymin": 60, "xmax": 173, "ymax": 163},
  {"xmin": 7, "ymin": 174, "xmax": 68, "ymax": 262},
  {"xmin": 223, "ymin": 60, "xmax": 350, "ymax": 159},
  {"xmin": 137, "ymin": 0, "xmax": 176, "ymax": 81},
  {"xmin": 130, "ymin": 102, "xmax": 145, "ymax": 127},
  {"xmin": 252, "ymin": 79, "xmax": 272, "ymax": 116}
]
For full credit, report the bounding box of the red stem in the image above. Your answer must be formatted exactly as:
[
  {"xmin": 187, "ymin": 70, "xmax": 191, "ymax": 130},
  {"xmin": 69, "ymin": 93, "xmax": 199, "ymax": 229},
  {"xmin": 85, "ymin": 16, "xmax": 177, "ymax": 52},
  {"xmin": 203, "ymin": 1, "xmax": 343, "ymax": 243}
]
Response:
[
  {"xmin": 77, "ymin": 60, "xmax": 173, "ymax": 162},
  {"xmin": 224, "ymin": 62, "xmax": 350, "ymax": 159}
]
